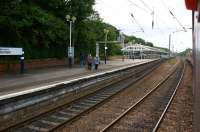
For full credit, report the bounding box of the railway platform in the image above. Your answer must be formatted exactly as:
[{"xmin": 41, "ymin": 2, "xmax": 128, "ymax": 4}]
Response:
[
  {"xmin": 0, "ymin": 58, "xmax": 161, "ymax": 131},
  {"xmin": 0, "ymin": 59, "xmax": 154, "ymax": 96}
]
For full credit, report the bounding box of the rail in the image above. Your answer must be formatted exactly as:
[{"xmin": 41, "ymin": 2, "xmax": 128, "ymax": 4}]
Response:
[
  {"xmin": 100, "ymin": 61, "xmax": 184, "ymax": 132},
  {"xmin": 152, "ymin": 61, "xmax": 185, "ymax": 132},
  {"xmin": 1, "ymin": 60, "xmax": 161, "ymax": 131}
]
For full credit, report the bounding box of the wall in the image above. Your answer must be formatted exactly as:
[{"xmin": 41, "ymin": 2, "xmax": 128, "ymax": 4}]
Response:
[{"xmin": 0, "ymin": 58, "xmax": 67, "ymax": 74}]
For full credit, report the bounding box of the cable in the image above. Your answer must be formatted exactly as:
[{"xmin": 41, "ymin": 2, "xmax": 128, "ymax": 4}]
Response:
[
  {"xmin": 132, "ymin": 0, "xmax": 166, "ymax": 31},
  {"xmin": 169, "ymin": 10, "xmax": 187, "ymax": 31},
  {"xmin": 160, "ymin": 0, "xmax": 169, "ymax": 10},
  {"xmin": 130, "ymin": 13, "xmax": 145, "ymax": 33},
  {"xmin": 160, "ymin": 0, "xmax": 187, "ymax": 32},
  {"xmin": 139, "ymin": 0, "xmax": 153, "ymax": 12},
  {"xmin": 96, "ymin": 0, "xmax": 174, "ymax": 41},
  {"xmin": 128, "ymin": 0, "xmax": 157, "ymax": 30},
  {"xmin": 155, "ymin": 13, "xmax": 172, "ymax": 30},
  {"xmin": 128, "ymin": 0, "xmax": 168, "ymax": 32},
  {"xmin": 97, "ymin": 0, "xmax": 147, "ymax": 34},
  {"xmin": 127, "ymin": 0, "xmax": 149, "ymax": 14},
  {"xmin": 142, "ymin": 0, "xmax": 172, "ymax": 30}
]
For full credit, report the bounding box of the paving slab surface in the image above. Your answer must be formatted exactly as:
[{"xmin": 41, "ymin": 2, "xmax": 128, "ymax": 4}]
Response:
[{"xmin": 0, "ymin": 59, "xmax": 155, "ymax": 96}]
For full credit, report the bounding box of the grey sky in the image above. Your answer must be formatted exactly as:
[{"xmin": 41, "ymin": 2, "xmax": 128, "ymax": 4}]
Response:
[{"xmin": 94, "ymin": 0, "xmax": 192, "ymax": 52}]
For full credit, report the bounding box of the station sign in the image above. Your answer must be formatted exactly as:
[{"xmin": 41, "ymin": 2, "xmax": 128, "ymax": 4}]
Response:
[
  {"xmin": 68, "ymin": 47, "xmax": 74, "ymax": 57},
  {"xmin": 0, "ymin": 47, "xmax": 23, "ymax": 55}
]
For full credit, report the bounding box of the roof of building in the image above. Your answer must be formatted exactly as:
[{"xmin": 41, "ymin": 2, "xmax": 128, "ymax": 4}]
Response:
[{"xmin": 121, "ymin": 44, "xmax": 168, "ymax": 53}]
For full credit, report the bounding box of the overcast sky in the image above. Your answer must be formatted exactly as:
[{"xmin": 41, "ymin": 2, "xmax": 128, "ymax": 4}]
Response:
[{"xmin": 94, "ymin": 0, "xmax": 192, "ymax": 52}]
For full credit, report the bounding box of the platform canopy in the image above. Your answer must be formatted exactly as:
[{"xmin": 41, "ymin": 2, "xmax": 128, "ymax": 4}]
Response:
[{"xmin": 121, "ymin": 44, "xmax": 168, "ymax": 54}]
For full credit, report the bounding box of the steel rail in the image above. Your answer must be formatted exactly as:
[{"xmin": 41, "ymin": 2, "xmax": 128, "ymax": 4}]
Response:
[
  {"xmin": 152, "ymin": 61, "xmax": 186, "ymax": 132},
  {"xmin": 100, "ymin": 61, "xmax": 181, "ymax": 132},
  {"xmin": 48, "ymin": 62, "xmax": 160, "ymax": 132},
  {"xmin": 0, "ymin": 60, "xmax": 157, "ymax": 101},
  {"xmin": 8, "ymin": 61, "xmax": 161, "ymax": 132}
]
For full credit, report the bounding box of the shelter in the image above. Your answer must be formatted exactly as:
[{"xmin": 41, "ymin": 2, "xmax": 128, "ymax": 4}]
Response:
[{"xmin": 121, "ymin": 44, "xmax": 168, "ymax": 59}]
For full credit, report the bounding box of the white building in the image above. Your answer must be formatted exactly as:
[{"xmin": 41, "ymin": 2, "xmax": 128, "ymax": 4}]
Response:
[{"xmin": 121, "ymin": 44, "xmax": 168, "ymax": 59}]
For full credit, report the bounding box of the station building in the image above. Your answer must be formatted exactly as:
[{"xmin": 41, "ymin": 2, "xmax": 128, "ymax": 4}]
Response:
[{"xmin": 121, "ymin": 43, "xmax": 169, "ymax": 59}]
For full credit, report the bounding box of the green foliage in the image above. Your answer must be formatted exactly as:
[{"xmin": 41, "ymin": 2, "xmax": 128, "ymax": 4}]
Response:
[
  {"xmin": 75, "ymin": 18, "xmax": 121, "ymax": 57},
  {"xmin": 0, "ymin": 0, "xmax": 121, "ymax": 60},
  {"xmin": 124, "ymin": 35, "xmax": 154, "ymax": 47},
  {"xmin": 154, "ymin": 46, "xmax": 169, "ymax": 52},
  {"xmin": 179, "ymin": 48, "xmax": 192, "ymax": 56},
  {"xmin": 0, "ymin": 0, "xmax": 69, "ymax": 59},
  {"xmin": 67, "ymin": 0, "xmax": 95, "ymax": 21},
  {"xmin": 145, "ymin": 42, "xmax": 153, "ymax": 47}
]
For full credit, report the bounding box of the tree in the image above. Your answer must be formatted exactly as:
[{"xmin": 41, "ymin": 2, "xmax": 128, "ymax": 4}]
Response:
[
  {"xmin": 0, "ymin": 0, "xmax": 96, "ymax": 59},
  {"xmin": 179, "ymin": 48, "xmax": 192, "ymax": 56},
  {"xmin": 0, "ymin": 0, "xmax": 131, "ymax": 60},
  {"xmin": 145, "ymin": 42, "xmax": 154, "ymax": 47}
]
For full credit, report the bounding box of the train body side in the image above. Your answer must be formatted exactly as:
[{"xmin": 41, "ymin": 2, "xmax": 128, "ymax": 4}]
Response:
[{"xmin": 185, "ymin": 0, "xmax": 200, "ymax": 131}]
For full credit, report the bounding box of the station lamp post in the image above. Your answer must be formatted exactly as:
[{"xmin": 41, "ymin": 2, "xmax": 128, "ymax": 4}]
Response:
[
  {"xmin": 104, "ymin": 29, "xmax": 109, "ymax": 64},
  {"xmin": 66, "ymin": 15, "xmax": 76, "ymax": 67}
]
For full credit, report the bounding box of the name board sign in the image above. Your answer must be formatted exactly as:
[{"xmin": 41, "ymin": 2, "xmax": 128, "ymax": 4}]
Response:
[
  {"xmin": 0, "ymin": 47, "xmax": 23, "ymax": 55},
  {"xmin": 68, "ymin": 47, "xmax": 74, "ymax": 57}
]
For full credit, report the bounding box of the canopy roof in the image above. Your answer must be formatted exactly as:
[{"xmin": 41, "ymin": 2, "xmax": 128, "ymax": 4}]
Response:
[{"xmin": 121, "ymin": 44, "xmax": 168, "ymax": 54}]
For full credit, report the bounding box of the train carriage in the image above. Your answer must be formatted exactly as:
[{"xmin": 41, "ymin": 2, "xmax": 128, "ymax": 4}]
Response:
[{"xmin": 185, "ymin": 0, "xmax": 200, "ymax": 131}]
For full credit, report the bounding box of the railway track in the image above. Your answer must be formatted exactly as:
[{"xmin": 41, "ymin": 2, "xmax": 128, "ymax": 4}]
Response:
[
  {"xmin": 100, "ymin": 61, "xmax": 185, "ymax": 132},
  {"xmin": 5, "ymin": 60, "xmax": 161, "ymax": 132},
  {"xmin": 157, "ymin": 61, "xmax": 193, "ymax": 132}
]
